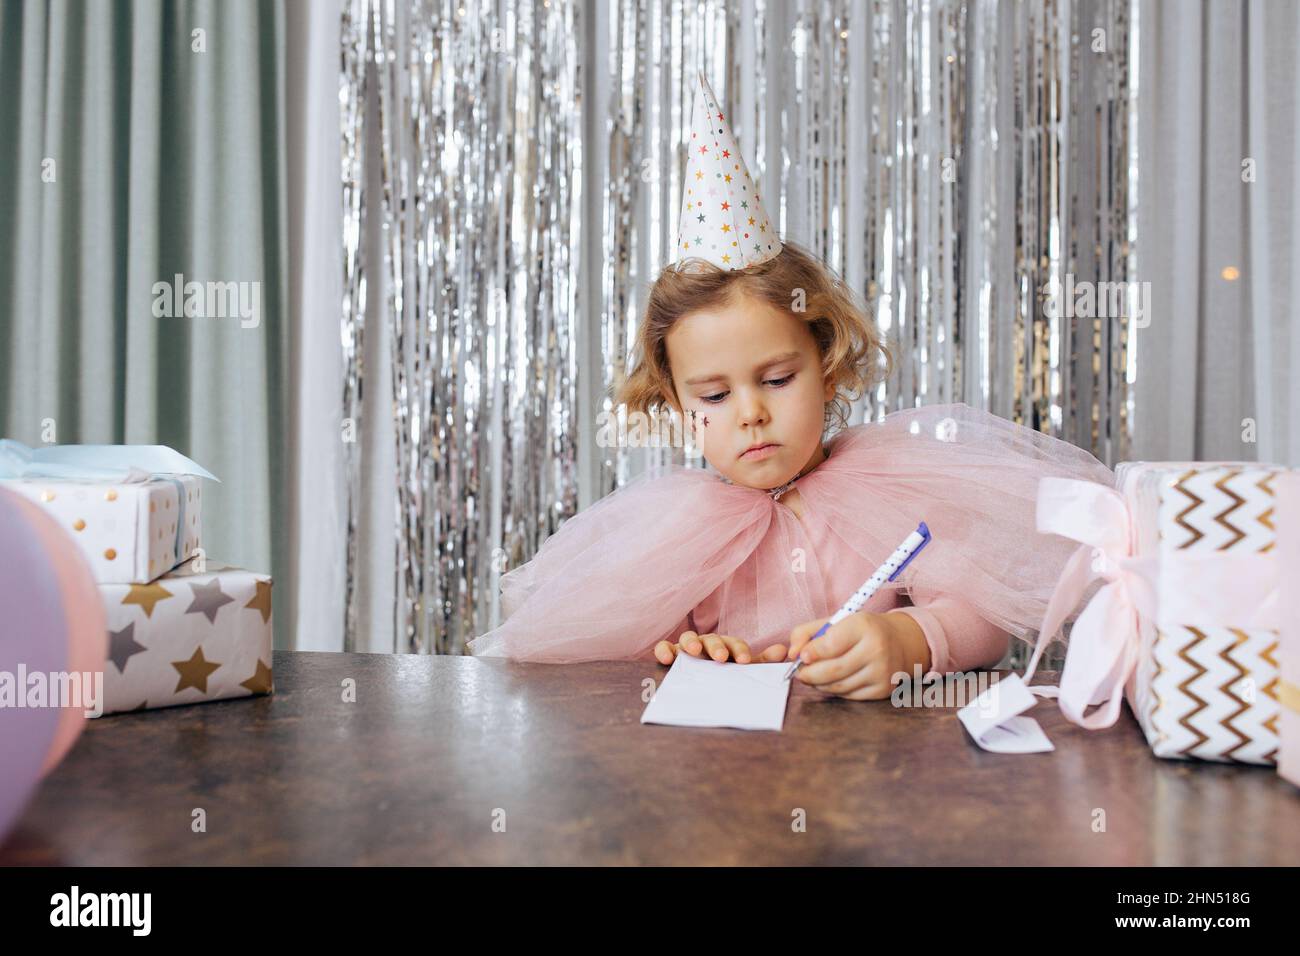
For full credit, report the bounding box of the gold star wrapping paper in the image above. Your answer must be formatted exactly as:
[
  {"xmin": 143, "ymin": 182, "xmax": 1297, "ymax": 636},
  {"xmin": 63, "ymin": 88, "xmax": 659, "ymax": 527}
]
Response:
[
  {"xmin": 97, "ymin": 561, "xmax": 273, "ymax": 715},
  {"xmin": 0, "ymin": 474, "xmax": 205, "ymax": 584},
  {"xmin": 121, "ymin": 582, "xmax": 174, "ymax": 618}
]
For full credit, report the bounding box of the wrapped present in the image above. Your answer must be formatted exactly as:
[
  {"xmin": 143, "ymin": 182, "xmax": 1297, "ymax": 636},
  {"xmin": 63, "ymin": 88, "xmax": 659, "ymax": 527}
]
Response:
[
  {"xmin": 98, "ymin": 560, "xmax": 273, "ymax": 716},
  {"xmin": 1280, "ymin": 473, "xmax": 1300, "ymax": 788},
  {"xmin": 1121, "ymin": 462, "xmax": 1284, "ymax": 763},
  {"xmin": 1022, "ymin": 462, "xmax": 1289, "ymax": 765},
  {"xmin": 0, "ymin": 441, "xmax": 216, "ymax": 584}
]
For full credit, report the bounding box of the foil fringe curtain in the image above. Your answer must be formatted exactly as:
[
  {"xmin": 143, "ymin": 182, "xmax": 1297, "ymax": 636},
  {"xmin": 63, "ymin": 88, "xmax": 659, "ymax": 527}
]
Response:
[
  {"xmin": 341, "ymin": 0, "xmax": 582, "ymax": 653},
  {"xmin": 341, "ymin": 0, "xmax": 1138, "ymax": 655}
]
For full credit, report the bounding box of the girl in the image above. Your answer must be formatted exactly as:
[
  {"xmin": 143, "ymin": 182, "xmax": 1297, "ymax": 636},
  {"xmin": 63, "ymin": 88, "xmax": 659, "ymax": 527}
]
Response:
[{"xmin": 467, "ymin": 74, "xmax": 1115, "ymax": 699}]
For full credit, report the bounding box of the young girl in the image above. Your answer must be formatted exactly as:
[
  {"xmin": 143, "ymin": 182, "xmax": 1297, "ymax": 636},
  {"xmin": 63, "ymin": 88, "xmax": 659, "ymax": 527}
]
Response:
[{"xmin": 467, "ymin": 74, "xmax": 1115, "ymax": 699}]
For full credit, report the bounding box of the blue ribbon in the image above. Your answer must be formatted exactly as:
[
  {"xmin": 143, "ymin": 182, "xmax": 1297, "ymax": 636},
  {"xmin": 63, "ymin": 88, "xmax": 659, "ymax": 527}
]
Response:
[
  {"xmin": 0, "ymin": 440, "xmax": 219, "ymax": 482},
  {"xmin": 162, "ymin": 476, "xmax": 189, "ymax": 565}
]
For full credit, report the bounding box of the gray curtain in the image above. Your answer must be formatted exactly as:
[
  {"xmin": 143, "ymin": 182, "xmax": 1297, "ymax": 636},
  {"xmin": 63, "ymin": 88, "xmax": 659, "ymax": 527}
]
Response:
[
  {"xmin": 284, "ymin": 0, "xmax": 346, "ymax": 652},
  {"xmin": 0, "ymin": 0, "xmax": 294, "ymax": 641},
  {"xmin": 1133, "ymin": 0, "xmax": 1300, "ymax": 466}
]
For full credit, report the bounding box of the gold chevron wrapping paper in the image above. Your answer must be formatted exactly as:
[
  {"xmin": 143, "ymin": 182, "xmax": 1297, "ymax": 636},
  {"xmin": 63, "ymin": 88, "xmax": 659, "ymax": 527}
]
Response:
[
  {"xmin": 1117, "ymin": 462, "xmax": 1289, "ymax": 765},
  {"xmin": 1279, "ymin": 472, "xmax": 1300, "ymax": 788},
  {"xmin": 98, "ymin": 561, "xmax": 273, "ymax": 716},
  {"xmin": 1, "ymin": 475, "xmax": 204, "ymax": 585}
]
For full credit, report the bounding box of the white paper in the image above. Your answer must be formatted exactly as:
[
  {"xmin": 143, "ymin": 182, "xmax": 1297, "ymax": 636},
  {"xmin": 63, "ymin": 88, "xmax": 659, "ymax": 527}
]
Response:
[
  {"xmin": 956, "ymin": 673, "xmax": 1056, "ymax": 753},
  {"xmin": 640, "ymin": 652, "xmax": 792, "ymax": 731}
]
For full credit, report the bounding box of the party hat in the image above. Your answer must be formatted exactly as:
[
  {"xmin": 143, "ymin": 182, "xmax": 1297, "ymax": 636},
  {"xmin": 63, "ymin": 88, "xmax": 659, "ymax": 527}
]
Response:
[{"xmin": 674, "ymin": 70, "xmax": 781, "ymax": 272}]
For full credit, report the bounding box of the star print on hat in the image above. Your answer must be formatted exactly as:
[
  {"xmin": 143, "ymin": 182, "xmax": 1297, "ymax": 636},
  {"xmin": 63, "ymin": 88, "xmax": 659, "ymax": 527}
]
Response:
[{"xmin": 674, "ymin": 70, "xmax": 780, "ymax": 272}]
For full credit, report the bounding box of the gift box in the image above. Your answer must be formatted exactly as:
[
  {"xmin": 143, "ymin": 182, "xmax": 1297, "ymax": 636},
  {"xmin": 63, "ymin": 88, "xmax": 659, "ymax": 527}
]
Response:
[
  {"xmin": 1279, "ymin": 472, "xmax": 1300, "ymax": 788},
  {"xmin": 1029, "ymin": 461, "xmax": 1289, "ymax": 767},
  {"xmin": 1118, "ymin": 462, "xmax": 1285, "ymax": 764},
  {"xmin": 98, "ymin": 560, "xmax": 273, "ymax": 716},
  {"xmin": 0, "ymin": 441, "xmax": 216, "ymax": 585},
  {"xmin": 3, "ymin": 475, "xmax": 205, "ymax": 585}
]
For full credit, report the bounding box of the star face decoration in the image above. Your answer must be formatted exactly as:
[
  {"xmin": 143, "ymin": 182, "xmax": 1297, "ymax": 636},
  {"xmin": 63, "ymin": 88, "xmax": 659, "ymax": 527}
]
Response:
[
  {"xmin": 172, "ymin": 646, "xmax": 222, "ymax": 694},
  {"xmin": 185, "ymin": 579, "xmax": 235, "ymax": 624},
  {"xmin": 108, "ymin": 622, "xmax": 147, "ymax": 674},
  {"xmin": 687, "ymin": 409, "xmax": 710, "ymax": 429},
  {"xmin": 121, "ymin": 582, "xmax": 174, "ymax": 619}
]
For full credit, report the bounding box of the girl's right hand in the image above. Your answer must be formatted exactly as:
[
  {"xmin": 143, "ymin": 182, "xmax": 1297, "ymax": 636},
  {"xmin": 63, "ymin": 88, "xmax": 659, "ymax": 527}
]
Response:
[{"xmin": 653, "ymin": 630, "xmax": 788, "ymax": 665}]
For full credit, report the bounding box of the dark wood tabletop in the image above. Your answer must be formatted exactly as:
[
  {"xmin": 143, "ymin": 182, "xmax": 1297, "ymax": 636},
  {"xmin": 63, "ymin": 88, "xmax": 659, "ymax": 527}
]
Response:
[{"xmin": 2, "ymin": 650, "xmax": 1297, "ymax": 865}]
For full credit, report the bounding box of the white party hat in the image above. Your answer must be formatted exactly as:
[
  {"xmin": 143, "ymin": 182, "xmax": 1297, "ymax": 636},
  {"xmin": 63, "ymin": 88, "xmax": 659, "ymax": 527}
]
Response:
[{"xmin": 674, "ymin": 71, "xmax": 780, "ymax": 271}]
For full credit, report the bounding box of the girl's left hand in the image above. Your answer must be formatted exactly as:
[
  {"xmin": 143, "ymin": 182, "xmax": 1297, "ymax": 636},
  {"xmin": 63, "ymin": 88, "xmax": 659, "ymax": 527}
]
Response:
[
  {"xmin": 786, "ymin": 612, "xmax": 910, "ymax": 700},
  {"xmin": 654, "ymin": 631, "xmax": 790, "ymax": 665}
]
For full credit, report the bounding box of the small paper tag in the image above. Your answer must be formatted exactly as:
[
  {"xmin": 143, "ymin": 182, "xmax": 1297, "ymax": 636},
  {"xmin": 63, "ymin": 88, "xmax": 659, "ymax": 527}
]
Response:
[{"xmin": 956, "ymin": 673, "xmax": 1055, "ymax": 753}]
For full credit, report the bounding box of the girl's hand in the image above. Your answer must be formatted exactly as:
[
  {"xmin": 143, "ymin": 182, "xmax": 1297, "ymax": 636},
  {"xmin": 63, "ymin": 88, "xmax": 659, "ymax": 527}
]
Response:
[
  {"xmin": 654, "ymin": 630, "xmax": 789, "ymax": 666},
  {"xmin": 785, "ymin": 612, "xmax": 914, "ymax": 700}
]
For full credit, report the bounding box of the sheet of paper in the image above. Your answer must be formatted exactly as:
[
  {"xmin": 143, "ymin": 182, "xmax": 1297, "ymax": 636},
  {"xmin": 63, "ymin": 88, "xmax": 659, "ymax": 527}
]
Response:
[{"xmin": 640, "ymin": 651, "xmax": 792, "ymax": 731}]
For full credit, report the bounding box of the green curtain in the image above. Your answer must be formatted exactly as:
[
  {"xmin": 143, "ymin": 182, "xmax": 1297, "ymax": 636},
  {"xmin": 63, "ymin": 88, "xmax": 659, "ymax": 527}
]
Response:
[{"xmin": 0, "ymin": 0, "xmax": 289, "ymax": 642}]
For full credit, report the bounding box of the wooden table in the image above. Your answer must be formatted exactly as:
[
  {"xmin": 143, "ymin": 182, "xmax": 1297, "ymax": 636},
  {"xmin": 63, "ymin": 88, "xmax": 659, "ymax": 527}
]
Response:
[{"xmin": 3, "ymin": 650, "xmax": 1297, "ymax": 865}]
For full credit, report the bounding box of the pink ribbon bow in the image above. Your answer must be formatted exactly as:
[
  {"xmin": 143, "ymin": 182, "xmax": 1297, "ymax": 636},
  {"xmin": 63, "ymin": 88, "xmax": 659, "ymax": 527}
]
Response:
[{"xmin": 1022, "ymin": 479, "xmax": 1159, "ymax": 728}]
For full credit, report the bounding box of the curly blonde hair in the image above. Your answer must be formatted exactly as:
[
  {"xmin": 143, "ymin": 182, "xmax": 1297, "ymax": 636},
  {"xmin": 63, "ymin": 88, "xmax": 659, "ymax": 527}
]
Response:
[{"xmin": 613, "ymin": 240, "xmax": 892, "ymax": 433}]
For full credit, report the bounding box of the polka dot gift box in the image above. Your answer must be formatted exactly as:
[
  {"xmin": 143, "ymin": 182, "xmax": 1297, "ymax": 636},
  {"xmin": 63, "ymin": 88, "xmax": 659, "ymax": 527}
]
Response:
[{"xmin": 0, "ymin": 441, "xmax": 214, "ymax": 585}]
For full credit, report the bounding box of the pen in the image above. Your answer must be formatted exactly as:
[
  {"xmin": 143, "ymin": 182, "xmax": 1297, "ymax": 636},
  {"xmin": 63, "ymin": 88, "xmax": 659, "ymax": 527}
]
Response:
[{"xmin": 783, "ymin": 521, "xmax": 932, "ymax": 680}]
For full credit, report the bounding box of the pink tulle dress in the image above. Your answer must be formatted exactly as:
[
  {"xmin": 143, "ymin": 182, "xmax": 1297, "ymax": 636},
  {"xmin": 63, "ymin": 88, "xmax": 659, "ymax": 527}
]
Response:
[{"xmin": 467, "ymin": 403, "xmax": 1117, "ymax": 672}]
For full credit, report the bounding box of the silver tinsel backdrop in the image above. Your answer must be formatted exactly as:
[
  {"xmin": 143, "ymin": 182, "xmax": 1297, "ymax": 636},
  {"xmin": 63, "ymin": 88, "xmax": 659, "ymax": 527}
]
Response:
[{"xmin": 340, "ymin": 0, "xmax": 1138, "ymax": 655}]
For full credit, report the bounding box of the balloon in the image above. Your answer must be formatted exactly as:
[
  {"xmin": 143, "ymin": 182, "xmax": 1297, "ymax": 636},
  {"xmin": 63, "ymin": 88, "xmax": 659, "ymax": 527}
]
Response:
[
  {"xmin": 15, "ymin": 494, "xmax": 109, "ymax": 773},
  {"xmin": 0, "ymin": 486, "xmax": 107, "ymax": 844}
]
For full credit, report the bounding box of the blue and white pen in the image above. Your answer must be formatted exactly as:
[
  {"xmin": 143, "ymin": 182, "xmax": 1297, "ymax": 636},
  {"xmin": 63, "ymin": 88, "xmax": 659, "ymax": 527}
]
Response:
[{"xmin": 783, "ymin": 521, "xmax": 932, "ymax": 680}]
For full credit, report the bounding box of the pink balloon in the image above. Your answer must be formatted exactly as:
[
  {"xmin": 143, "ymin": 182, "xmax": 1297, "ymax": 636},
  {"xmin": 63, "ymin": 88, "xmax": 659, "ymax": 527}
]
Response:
[
  {"xmin": 0, "ymin": 489, "xmax": 66, "ymax": 843},
  {"xmin": 5, "ymin": 491, "xmax": 107, "ymax": 775}
]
